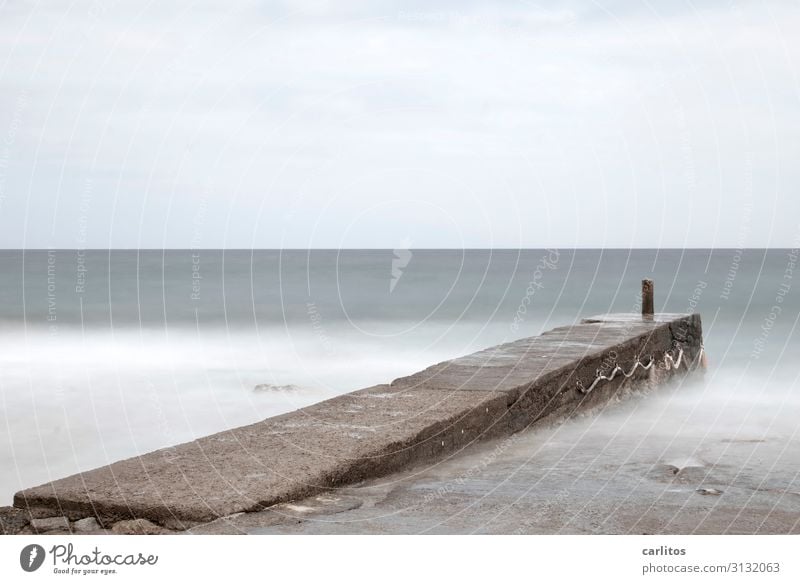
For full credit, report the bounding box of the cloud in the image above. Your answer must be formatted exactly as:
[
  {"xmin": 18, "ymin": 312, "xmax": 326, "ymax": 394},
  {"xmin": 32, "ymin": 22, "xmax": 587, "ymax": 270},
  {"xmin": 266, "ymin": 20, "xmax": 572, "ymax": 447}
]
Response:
[{"xmin": 0, "ymin": 0, "xmax": 798, "ymax": 247}]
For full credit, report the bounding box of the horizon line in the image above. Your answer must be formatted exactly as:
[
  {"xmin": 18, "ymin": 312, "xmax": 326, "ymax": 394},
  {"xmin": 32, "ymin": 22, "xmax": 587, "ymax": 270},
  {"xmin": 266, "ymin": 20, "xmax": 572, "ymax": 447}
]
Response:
[{"xmin": 0, "ymin": 247, "xmax": 794, "ymax": 252}]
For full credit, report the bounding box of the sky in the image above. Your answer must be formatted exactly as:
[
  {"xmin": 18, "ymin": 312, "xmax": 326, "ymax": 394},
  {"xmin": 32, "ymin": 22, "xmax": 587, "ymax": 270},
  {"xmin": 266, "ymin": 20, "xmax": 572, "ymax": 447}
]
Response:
[{"xmin": 0, "ymin": 0, "xmax": 798, "ymax": 249}]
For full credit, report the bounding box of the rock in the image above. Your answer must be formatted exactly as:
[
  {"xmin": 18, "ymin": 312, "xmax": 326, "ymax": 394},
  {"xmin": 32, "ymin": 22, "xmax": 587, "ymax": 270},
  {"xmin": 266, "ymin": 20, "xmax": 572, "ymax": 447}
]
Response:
[
  {"xmin": 696, "ymin": 487, "xmax": 723, "ymax": 496},
  {"xmin": 277, "ymin": 494, "xmax": 363, "ymax": 517},
  {"xmin": 30, "ymin": 516, "xmax": 70, "ymax": 533},
  {"xmin": 648, "ymin": 461, "xmax": 709, "ymax": 484},
  {"xmin": 254, "ymin": 383, "xmax": 300, "ymax": 392},
  {"xmin": 158, "ymin": 517, "xmax": 199, "ymax": 531},
  {"xmin": 0, "ymin": 506, "xmax": 31, "ymax": 535},
  {"xmin": 111, "ymin": 519, "xmax": 167, "ymax": 535},
  {"xmin": 73, "ymin": 517, "xmax": 101, "ymax": 532}
]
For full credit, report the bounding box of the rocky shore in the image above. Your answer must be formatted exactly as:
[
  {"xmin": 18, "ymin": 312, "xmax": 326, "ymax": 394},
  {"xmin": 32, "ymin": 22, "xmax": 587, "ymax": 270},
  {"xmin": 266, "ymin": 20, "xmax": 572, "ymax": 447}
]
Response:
[{"xmin": 0, "ymin": 507, "xmax": 170, "ymax": 535}]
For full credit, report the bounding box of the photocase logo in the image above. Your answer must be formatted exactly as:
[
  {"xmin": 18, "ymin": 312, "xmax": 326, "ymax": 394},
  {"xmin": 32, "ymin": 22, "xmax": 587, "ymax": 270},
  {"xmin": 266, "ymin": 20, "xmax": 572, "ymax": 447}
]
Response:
[
  {"xmin": 390, "ymin": 238, "xmax": 413, "ymax": 293},
  {"xmin": 20, "ymin": 544, "xmax": 46, "ymax": 572}
]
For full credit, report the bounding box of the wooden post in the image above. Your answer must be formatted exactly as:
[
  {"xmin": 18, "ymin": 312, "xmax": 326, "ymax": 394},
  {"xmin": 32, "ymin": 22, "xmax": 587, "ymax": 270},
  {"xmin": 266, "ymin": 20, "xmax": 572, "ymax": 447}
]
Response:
[{"xmin": 642, "ymin": 279, "xmax": 654, "ymax": 317}]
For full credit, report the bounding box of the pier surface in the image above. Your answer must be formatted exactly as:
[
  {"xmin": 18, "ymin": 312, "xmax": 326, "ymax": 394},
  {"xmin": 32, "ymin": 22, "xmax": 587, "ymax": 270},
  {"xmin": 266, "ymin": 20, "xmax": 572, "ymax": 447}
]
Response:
[
  {"xmin": 194, "ymin": 381, "xmax": 799, "ymax": 535},
  {"xmin": 13, "ymin": 313, "xmax": 703, "ymax": 529}
]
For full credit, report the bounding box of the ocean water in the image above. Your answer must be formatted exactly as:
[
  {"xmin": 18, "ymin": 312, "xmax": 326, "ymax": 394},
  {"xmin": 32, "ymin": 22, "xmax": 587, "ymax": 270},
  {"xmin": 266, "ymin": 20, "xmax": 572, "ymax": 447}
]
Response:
[{"xmin": 1, "ymin": 249, "xmax": 798, "ymax": 505}]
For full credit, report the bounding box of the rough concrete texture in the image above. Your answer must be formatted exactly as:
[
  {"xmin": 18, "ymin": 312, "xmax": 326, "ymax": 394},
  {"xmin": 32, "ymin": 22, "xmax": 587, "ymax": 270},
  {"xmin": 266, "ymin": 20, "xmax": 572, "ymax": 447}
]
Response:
[
  {"xmin": 195, "ymin": 381, "xmax": 798, "ymax": 535},
  {"xmin": 13, "ymin": 313, "xmax": 703, "ymax": 529}
]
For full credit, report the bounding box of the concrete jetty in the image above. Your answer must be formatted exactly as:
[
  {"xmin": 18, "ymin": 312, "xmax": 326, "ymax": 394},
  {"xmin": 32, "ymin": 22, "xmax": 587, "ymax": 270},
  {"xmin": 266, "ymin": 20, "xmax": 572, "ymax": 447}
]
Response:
[{"xmin": 12, "ymin": 312, "xmax": 704, "ymax": 531}]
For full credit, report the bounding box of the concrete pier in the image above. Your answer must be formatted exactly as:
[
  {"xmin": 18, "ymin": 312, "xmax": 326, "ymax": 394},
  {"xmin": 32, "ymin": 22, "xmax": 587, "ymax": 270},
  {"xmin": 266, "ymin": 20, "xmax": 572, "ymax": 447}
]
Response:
[{"xmin": 12, "ymin": 313, "xmax": 703, "ymax": 530}]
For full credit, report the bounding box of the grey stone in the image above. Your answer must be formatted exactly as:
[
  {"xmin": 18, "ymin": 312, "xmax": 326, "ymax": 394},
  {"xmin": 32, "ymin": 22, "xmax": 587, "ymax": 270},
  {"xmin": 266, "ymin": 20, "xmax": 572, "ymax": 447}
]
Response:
[
  {"xmin": 254, "ymin": 383, "xmax": 300, "ymax": 392},
  {"xmin": 30, "ymin": 516, "xmax": 70, "ymax": 533},
  {"xmin": 111, "ymin": 519, "xmax": 167, "ymax": 535},
  {"xmin": 73, "ymin": 517, "xmax": 101, "ymax": 532},
  {"xmin": 0, "ymin": 506, "xmax": 30, "ymax": 535},
  {"xmin": 696, "ymin": 487, "xmax": 723, "ymax": 496}
]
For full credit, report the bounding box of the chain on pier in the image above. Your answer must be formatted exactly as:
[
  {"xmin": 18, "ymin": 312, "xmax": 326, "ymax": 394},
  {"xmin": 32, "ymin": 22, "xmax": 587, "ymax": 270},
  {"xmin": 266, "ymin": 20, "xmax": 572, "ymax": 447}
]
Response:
[{"xmin": 577, "ymin": 343, "xmax": 706, "ymax": 395}]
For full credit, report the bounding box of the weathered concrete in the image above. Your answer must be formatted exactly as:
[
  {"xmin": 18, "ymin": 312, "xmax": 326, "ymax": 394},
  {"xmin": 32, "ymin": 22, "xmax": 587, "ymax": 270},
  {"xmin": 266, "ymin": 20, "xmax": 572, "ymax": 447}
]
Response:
[
  {"xmin": 201, "ymin": 381, "xmax": 799, "ymax": 535},
  {"xmin": 13, "ymin": 313, "xmax": 703, "ymax": 529}
]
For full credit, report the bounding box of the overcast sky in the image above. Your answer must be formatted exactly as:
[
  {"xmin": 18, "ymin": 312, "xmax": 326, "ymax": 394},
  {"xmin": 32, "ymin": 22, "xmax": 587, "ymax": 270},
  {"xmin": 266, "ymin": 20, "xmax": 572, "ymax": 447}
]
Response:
[{"xmin": 0, "ymin": 0, "xmax": 798, "ymax": 248}]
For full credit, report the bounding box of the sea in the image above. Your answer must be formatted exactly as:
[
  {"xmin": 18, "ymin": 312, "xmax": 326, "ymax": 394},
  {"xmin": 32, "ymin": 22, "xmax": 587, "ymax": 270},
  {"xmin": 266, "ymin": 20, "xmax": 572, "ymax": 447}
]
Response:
[{"xmin": 1, "ymin": 249, "xmax": 798, "ymax": 504}]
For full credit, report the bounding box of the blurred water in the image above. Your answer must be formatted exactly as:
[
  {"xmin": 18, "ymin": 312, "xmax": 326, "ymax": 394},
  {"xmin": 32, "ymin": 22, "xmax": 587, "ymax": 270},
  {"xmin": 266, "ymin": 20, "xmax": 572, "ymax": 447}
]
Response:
[{"xmin": 0, "ymin": 249, "xmax": 797, "ymax": 504}]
